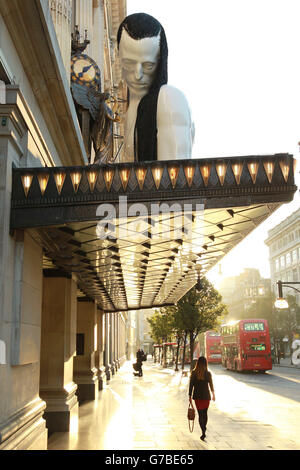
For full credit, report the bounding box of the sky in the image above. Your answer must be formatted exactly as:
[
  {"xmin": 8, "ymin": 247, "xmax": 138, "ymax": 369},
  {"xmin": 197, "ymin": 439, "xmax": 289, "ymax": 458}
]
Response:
[{"xmin": 126, "ymin": 0, "xmax": 300, "ymax": 286}]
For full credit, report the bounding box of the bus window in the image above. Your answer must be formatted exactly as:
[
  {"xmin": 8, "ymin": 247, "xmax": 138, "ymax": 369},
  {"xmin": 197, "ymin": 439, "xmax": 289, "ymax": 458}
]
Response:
[{"xmin": 243, "ymin": 322, "xmax": 265, "ymax": 331}]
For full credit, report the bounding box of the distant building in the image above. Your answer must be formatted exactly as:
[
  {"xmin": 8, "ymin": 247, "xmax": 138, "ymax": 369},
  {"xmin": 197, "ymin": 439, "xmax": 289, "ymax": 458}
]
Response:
[
  {"xmin": 141, "ymin": 309, "xmax": 156, "ymax": 355},
  {"xmin": 218, "ymin": 268, "xmax": 271, "ymax": 320},
  {"xmin": 265, "ymin": 208, "xmax": 300, "ymax": 302}
]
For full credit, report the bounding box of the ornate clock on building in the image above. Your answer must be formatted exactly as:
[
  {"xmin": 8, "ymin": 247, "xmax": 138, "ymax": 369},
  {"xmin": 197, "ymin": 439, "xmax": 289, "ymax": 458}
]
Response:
[{"xmin": 71, "ymin": 53, "xmax": 101, "ymax": 89}]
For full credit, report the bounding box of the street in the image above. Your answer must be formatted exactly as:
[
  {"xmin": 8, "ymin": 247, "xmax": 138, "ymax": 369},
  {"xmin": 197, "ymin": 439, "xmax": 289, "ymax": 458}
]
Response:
[
  {"xmin": 48, "ymin": 359, "xmax": 300, "ymax": 451},
  {"xmin": 208, "ymin": 363, "xmax": 300, "ymax": 449}
]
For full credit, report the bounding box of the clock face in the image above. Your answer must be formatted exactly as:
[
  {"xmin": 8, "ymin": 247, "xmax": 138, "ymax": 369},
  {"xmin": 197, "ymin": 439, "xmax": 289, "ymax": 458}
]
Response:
[{"xmin": 71, "ymin": 54, "xmax": 100, "ymax": 88}]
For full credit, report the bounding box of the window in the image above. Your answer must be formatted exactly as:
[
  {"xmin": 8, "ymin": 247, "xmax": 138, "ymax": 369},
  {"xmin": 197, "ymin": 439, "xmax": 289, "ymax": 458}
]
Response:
[
  {"xmin": 286, "ymin": 253, "xmax": 291, "ymax": 266},
  {"xmin": 275, "ymin": 259, "xmax": 280, "ymax": 272},
  {"xmin": 292, "ymin": 250, "xmax": 297, "ymax": 263},
  {"xmin": 280, "ymin": 256, "xmax": 285, "ymax": 268},
  {"xmin": 243, "ymin": 322, "xmax": 265, "ymax": 331}
]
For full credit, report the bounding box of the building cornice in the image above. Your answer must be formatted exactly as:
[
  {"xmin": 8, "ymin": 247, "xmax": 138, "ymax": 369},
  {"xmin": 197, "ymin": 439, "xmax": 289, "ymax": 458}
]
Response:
[
  {"xmin": 0, "ymin": 0, "xmax": 88, "ymax": 166},
  {"xmin": 265, "ymin": 207, "xmax": 300, "ymax": 245}
]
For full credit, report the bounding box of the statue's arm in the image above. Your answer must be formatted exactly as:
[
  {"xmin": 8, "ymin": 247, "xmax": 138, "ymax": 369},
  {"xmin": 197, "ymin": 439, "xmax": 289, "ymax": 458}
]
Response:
[{"xmin": 157, "ymin": 85, "xmax": 194, "ymax": 160}]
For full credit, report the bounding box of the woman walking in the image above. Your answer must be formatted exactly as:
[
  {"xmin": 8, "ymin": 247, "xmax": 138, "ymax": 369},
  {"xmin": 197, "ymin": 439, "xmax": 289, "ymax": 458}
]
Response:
[{"xmin": 188, "ymin": 356, "xmax": 215, "ymax": 441}]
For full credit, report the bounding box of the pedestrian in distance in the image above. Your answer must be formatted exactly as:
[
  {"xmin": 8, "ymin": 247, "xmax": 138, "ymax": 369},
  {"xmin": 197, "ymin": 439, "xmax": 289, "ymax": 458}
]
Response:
[
  {"xmin": 188, "ymin": 356, "xmax": 215, "ymax": 441},
  {"xmin": 133, "ymin": 349, "xmax": 145, "ymax": 377}
]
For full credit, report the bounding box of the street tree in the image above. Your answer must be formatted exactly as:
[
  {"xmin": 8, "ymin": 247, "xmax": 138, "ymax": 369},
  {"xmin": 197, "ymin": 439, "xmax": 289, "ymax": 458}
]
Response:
[
  {"xmin": 147, "ymin": 308, "xmax": 174, "ymax": 364},
  {"xmin": 156, "ymin": 304, "xmax": 184, "ymax": 371},
  {"xmin": 175, "ymin": 278, "xmax": 227, "ymax": 369}
]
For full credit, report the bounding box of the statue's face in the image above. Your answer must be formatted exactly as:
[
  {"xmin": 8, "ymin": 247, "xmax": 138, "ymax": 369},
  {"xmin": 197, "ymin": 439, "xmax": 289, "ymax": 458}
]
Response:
[{"xmin": 119, "ymin": 29, "xmax": 160, "ymax": 99}]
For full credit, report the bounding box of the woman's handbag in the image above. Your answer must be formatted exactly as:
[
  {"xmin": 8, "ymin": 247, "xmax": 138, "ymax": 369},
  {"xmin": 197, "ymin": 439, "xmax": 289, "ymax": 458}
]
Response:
[{"xmin": 187, "ymin": 404, "xmax": 195, "ymax": 432}]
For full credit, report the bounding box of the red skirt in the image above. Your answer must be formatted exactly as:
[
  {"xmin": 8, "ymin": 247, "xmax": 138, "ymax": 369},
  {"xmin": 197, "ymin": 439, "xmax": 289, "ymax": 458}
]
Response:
[{"xmin": 194, "ymin": 399, "xmax": 210, "ymax": 410}]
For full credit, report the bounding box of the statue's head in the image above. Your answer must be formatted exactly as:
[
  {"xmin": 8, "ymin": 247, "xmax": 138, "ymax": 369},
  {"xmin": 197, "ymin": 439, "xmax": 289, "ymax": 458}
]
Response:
[
  {"xmin": 117, "ymin": 13, "xmax": 168, "ymax": 99},
  {"xmin": 117, "ymin": 13, "xmax": 168, "ymax": 162}
]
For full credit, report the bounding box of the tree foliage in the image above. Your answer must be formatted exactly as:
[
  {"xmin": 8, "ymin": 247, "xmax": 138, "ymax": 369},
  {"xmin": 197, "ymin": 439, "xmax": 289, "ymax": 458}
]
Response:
[
  {"xmin": 147, "ymin": 277, "xmax": 228, "ymax": 369},
  {"xmin": 176, "ymin": 279, "xmax": 228, "ymax": 367},
  {"xmin": 147, "ymin": 309, "xmax": 173, "ymax": 344}
]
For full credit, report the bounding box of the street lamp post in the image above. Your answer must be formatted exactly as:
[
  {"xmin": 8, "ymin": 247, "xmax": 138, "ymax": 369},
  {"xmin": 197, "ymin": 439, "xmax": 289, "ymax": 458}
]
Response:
[{"xmin": 275, "ymin": 281, "xmax": 300, "ymax": 309}]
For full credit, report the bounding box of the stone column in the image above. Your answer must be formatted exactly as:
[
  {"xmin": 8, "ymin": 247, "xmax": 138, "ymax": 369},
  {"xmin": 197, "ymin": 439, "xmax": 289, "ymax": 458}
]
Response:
[
  {"xmin": 0, "ymin": 95, "xmax": 47, "ymax": 449},
  {"xmin": 109, "ymin": 312, "xmax": 115, "ymax": 375},
  {"xmin": 115, "ymin": 314, "xmax": 120, "ymax": 369},
  {"xmin": 104, "ymin": 312, "xmax": 111, "ymax": 380},
  {"xmin": 119, "ymin": 313, "xmax": 126, "ymax": 366},
  {"xmin": 73, "ymin": 299, "xmax": 98, "ymax": 402},
  {"xmin": 39, "ymin": 273, "xmax": 78, "ymax": 433},
  {"xmin": 94, "ymin": 308, "xmax": 106, "ymax": 390}
]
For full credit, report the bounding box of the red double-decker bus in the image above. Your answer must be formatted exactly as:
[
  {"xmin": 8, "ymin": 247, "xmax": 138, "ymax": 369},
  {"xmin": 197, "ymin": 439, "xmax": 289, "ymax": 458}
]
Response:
[
  {"xmin": 220, "ymin": 319, "xmax": 272, "ymax": 372},
  {"xmin": 205, "ymin": 330, "xmax": 222, "ymax": 363}
]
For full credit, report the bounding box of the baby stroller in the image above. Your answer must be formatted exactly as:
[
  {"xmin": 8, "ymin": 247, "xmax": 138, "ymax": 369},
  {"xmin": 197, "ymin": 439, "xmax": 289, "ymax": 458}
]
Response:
[{"xmin": 132, "ymin": 361, "xmax": 142, "ymax": 376}]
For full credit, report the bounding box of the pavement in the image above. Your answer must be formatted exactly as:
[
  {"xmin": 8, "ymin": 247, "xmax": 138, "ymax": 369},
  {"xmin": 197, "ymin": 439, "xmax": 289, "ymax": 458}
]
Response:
[
  {"xmin": 48, "ymin": 358, "xmax": 299, "ymax": 451},
  {"xmin": 273, "ymin": 356, "xmax": 300, "ymax": 369}
]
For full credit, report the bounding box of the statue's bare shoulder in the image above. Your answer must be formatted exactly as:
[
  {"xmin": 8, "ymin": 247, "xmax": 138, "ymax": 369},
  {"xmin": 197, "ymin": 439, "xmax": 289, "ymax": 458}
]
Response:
[{"xmin": 157, "ymin": 84, "xmax": 192, "ymax": 126}]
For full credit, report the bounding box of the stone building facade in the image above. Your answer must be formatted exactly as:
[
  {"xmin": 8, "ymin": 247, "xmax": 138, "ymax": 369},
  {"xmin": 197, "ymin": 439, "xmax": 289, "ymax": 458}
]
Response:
[
  {"xmin": 0, "ymin": 0, "xmax": 126, "ymax": 450},
  {"xmin": 265, "ymin": 207, "xmax": 300, "ymax": 302},
  {"xmin": 218, "ymin": 268, "xmax": 271, "ymax": 320}
]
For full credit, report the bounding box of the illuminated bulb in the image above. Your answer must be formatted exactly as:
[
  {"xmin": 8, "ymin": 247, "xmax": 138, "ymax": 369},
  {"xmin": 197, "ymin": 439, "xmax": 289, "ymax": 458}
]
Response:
[
  {"xmin": 136, "ymin": 168, "xmax": 146, "ymax": 190},
  {"xmin": 37, "ymin": 173, "xmax": 49, "ymax": 195},
  {"xmin": 247, "ymin": 161, "xmax": 259, "ymax": 183},
  {"xmin": 87, "ymin": 171, "xmax": 98, "ymax": 191},
  {"xmin": 263, "ymin": 161, "xmax": 274, "ymax": 183},
  {"xmin": 231, "ymin": 162, "xmax": 243, "ymax": 185},
  {"xmin": 184, "ymin": 166, "xmax": 195, "ymax": 187},
  {"xmin": 103, "ymin": 169, "xmax": 114, "ymax": 191},
  {"xmin": 274, "ymin": 298, "xmax": 289, "ymax": 309},
  {"xmin": 120, "ymin": 168, "xmax": 130, "ymax": 190},
  {"xmin": 200, "ymin": 164, "xmax": 211, "ymax": 186},
  {"xmin": 293, "ymin": 158, "xmax": 297, "ymax": 174},
  {"xmin": 70, "ymin": 171, "xmax": 82, "ymax": 192},
  {"xmin": 168, "ymin": 166, "xmax": 179, "ymax": 188},
  {"xmin": 21, "ymin": 174, "xmax": 33, "ymax": 197},
  {"xmin": 216, "ymin": 162, "xmax": 227, "ymax": 185},
  {"xmin": 279, "ymin": 162, "xmax": 289, "ymax": 182},
  {"xmin": 54, "ymin": 172, "xmax": 66, "ymax": 194},
  {"xmin": 152, "ymin": 167, "xmax": 163, "ymax": 189}
]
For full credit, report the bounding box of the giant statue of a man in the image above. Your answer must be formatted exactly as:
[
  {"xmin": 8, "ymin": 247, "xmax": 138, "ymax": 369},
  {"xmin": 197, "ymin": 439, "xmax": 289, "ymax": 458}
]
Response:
[{"xmin": 117, "ymin": 13, "xmax": 194, "ymax": 162}]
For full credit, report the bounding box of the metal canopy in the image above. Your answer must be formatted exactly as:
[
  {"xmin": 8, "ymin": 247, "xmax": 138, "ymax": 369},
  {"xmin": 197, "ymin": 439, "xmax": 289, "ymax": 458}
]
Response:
[{"xmin": 10, "ymin": 154, "xmax": 296, "ymax": 312}]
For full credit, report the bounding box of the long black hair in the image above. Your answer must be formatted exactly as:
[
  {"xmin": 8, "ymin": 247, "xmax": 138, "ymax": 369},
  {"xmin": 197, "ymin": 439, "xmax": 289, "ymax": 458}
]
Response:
[
  {"xmin": 117, "ymin": 13, "xmax": 168, "ymax": 162},
  {"xmin": 193, "ymin": 356, "xmax": 208, "ymax": 380}
]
